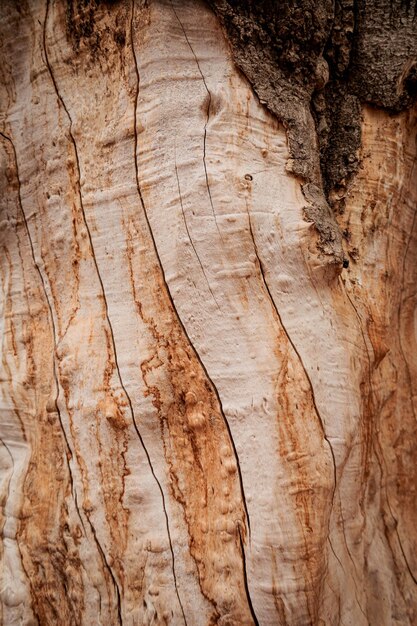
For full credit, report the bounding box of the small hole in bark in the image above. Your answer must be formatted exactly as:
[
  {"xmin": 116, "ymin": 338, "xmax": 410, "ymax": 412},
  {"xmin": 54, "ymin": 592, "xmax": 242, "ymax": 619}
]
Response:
[
  {"xmin": 114, "ymin": 30, "xmax": 125, "ymax": 46},
  {"xmin": 244, "ymin": 174, "xmax": 253, "ymax": 181},
  {"xmin": 343, "ymin": 259, "xmax": 349, "ymax": 268},
  {"xmin": 404, "ymin": 64, "xmax": 417, "ymax": 98}
]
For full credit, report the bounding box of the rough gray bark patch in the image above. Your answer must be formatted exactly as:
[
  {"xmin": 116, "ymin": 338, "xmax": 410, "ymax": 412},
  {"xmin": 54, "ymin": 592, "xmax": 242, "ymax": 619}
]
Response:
[{"xmin": 209, "ymin": 0, "xmax": 417, "ymax": 261}]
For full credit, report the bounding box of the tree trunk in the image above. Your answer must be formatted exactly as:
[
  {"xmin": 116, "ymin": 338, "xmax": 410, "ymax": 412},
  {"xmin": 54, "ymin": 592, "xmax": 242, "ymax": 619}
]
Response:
[{"xmin": 0, "ymin": 1, "xmax": 416, "ymax": 625}]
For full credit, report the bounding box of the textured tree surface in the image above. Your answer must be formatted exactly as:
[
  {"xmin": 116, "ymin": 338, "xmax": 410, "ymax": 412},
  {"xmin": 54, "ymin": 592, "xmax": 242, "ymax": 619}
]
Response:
[{"xmin": 0, "ymin": 1, "xmax": 416, "ymax": 625}]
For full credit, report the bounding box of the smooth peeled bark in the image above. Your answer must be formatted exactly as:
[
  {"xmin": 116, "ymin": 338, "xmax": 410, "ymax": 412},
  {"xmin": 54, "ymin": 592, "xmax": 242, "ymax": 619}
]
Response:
[{"xmin": 0, "ymin": 1, "xmax": 416, "ymax": 625}]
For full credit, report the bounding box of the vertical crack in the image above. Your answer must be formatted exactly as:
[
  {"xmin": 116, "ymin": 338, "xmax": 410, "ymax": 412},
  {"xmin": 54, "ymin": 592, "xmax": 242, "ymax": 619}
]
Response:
[
  {"xmin": 250, "ymin": 201, "xmax": 384, "ymax": 622},
  {"xmin": 307, "ymin": 270, "xmax": 370, "ymax": 616},
  {"xmin": 238, "ymin": 527, "xmax": 260, "ymax": 626},
  {"xmin": 0, "ymin": 130, "xmax": 85, "ymax": 534},
  {"xmin": 0, "ymin": 237, "xmax": 40, "ymax": 622},
  {"xmin": 85, "ymin": 514, "xmax": 123, "ymax": 625},
  {"xmin": 170, "ymin": 1, "xmax": 223, "ymax": 241},
  {"xmin": 244, "ymin": 202, "xmax": 346, "ymax": 620},
  {"xmin": 174, "ymin": 156, "xmax": 220, "ymax": 308},
  {"xmin": 398, "ymin": 157, "xmax": 417, "ymax": 425},
  {"xmin": 328, "ymin": 520, "xmax": 368, "ymax": 620},
  {"xmin": 129, "ymin": 4, "xmax": 187, "ymax": 624},
  {"xmin": 131, "ymin": 3, "xmax": 256, "ymax": 622},
  {"xmin": 0, "ymin": 128, "xmax": 97, "ymax": 623},
  {"xmin": 167, "ymin": 0, "xmax": 253, "ymax": 538},
  {"xmin": 341, "ymin": 277, "xmax": 417, "ymax": 586},
  {"xmin": 0, "ymin": 436, "xmax": 14, "ymax": 513},
  {"xmin": 327, "ymin": 531, "xmax": 367, "ymax": 619},
  {"xmin": 42, "ymin": 3, "xmax": 124, "ymax": 621},
  {"xmin": 245, "ymin": 201, "xmax": 338, "ymax": 502}
]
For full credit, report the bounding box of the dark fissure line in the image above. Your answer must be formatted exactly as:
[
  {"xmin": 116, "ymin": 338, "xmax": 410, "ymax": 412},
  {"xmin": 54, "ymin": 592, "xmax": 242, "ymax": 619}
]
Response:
[
  {"xmin": 246, "ymin": 205, "xmax": 363, "ymax": 617},
  {"xmin": 238, "ymin": 527, "xmax": 260, "ymax": 626},
  {"xmin": 1, "ymin": 129, "xmax": 91, "ymax": 626},
  {"xmin": 327, "ymin": 535, "xmax": 367, "ymax": 623},
  {"xmin": 306, "ymin": 280, "xmax": 370, "ymax": 616},
  {"xmin": 388, "ymin": 154, "xmax": 417, "ymax": 584},
  {"xmin": 43, "ymin": 3, "xmax": 124, "ymax": 622},
  {"xmin": 245, "ymin": 202, "xmax": 338, "ymax": 501},
  {"xmin": 129, "ymin": 4, "xmax": 189, "ymax": 624},
  {"xmin": 342, "ymin": 277, "xmax": 417, "ymax": 587},
  {"xmin": 170, "ymin": 0, "xmax": 252, "ymax": 536},
  {"xmin": 0, "ymin": 130, "xmax": 85, "ymax": 532},
  {"xmin": 327, "ymin": 531, "xmax": 364, "ymax": 620},
  {"xmin": 397, "ymin": 157, "xmax": 417, "ymax": 426},
  {"xmin": 131, "ymin": 2, "xmax": 256, "ymax": 621},
  {"xmin": 337, "ymin": 497, "xmax": 369, "ymax": 619},
  {"xmin": 170, "ymin": 1, "xmax": 223, "ymax": 241},
  {"xmin": 1, "ymin": 177, "xmax": 42, "ymax": 626},
  {"xmin": 245, "ymin": 203, "xmax": 365, "ymax": 619},
  {"xmin": 174, "ymin": 159, "xmax": 220, "ymax": 308},
  {"xmin": 0, "ymin": 436, "xmax": 14, "ymax": 509}
]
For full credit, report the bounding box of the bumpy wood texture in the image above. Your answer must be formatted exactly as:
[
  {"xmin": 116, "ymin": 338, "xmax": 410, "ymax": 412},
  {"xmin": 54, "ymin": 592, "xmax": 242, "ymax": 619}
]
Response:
[{"xmin": 0, "ymin": 1, "xmax": 416, "ymax": 625}]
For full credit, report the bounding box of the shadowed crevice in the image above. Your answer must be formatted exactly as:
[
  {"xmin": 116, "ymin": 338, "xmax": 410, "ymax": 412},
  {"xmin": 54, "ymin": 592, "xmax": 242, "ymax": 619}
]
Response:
[
  {"xmin": 130, "ymin": 3, "xmax": 188, "ymax": 624},
  {"xmin": 0, "ymin": 128, "xmax": 88, "ymax": 625},
  {"xmin": 170, "ymin": 1, "xmax": 223, "ymax": 242},
  {"xmin": 0, "ymin": 130, "xmax": 85, "ymax": 533},
  {"xmin": 43, "ymin": 3, "xmax": 125, "ymax": 622},
  {"xmin": 131, "ymin": 3, "xmax": 258, "ymax": 623},
  {"xmin": 174, "ymin": 156, "xmax": 220, "ymax": 308},
  {"xmin": 245, "ymin": 201, "xmax": 338, "ymax": 496}
]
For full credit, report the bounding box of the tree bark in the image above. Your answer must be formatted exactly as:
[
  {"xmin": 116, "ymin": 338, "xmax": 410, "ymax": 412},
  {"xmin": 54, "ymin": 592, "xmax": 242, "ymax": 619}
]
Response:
[{"xmin": 0, "ymin": 1, "xmax": 416, "ymax": 625}]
